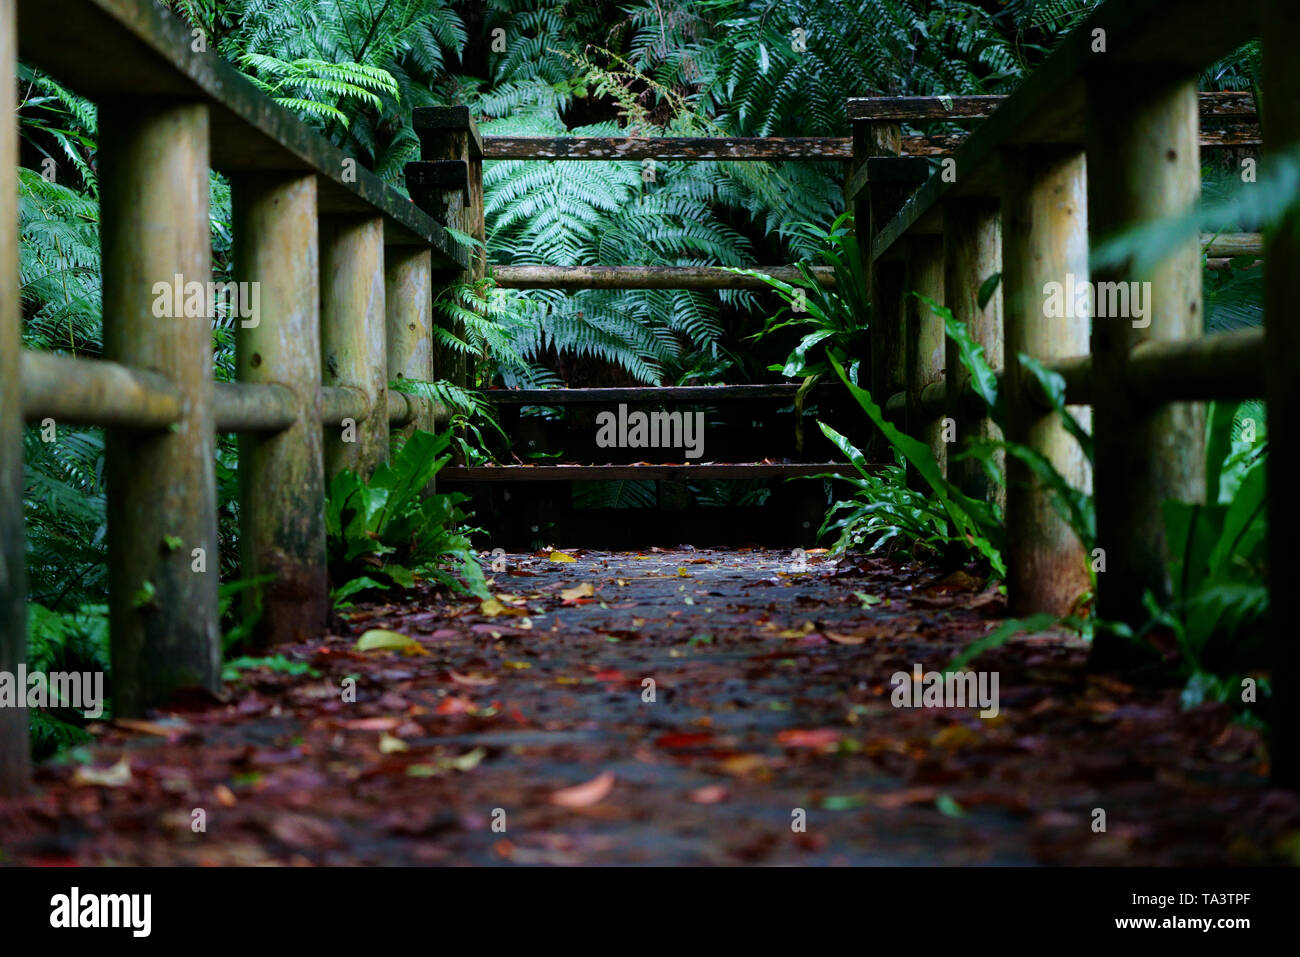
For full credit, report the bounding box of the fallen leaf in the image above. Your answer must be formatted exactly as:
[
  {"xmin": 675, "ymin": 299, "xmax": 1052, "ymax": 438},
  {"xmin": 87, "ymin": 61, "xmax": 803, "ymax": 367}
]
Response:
[
  {"xmin": 549, "ymin": 551, "xmax": 577, "ymax": 563},
  {"xmin": 379, "ymin": 733, "xmax": 408, "ymax": 754},
  {"xmin": 777, "ymin": 728, "xmax": 842, "ymax": 749},
  {"xmin": 355, "ymin": 629, "xmax": 428, "ymax": 656},
  {"xmin": 549, "ymin": 770, "xmax": 615, "ymax": 807},
  {"xmin": 560, "ymin": 582, "xmax": 596, "ymax": 601},
  {"xmin": 689, "ymin": 784, "xmax": 729, "ymax": 804},
  {"xmin": 72, "ymin": 757, "xmax": 132, "ymax": 788}
]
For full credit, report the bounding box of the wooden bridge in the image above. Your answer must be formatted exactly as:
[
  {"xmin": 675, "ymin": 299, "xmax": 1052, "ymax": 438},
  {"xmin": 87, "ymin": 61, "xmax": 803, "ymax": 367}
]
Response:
[{"xmin": 0, "ymin": 0, "xmax": 1295, "ymax": 800}]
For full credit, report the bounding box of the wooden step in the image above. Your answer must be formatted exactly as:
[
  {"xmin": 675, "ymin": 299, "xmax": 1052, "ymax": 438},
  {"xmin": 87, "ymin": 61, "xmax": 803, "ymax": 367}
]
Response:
[
  {"xmin": 481, "ymin": 383, "xmax": 839, "ymax": 405},
  {"xmin": 440, "ymin": 462, "xmax": 869, "ymax": 482}
]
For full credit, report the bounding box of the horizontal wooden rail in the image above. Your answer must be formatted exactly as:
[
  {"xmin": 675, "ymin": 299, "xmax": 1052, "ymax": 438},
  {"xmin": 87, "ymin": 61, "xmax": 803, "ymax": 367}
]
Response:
[
  {"xmin": 21, "ymin": 353, "xmax": 422, "ymax": 432},
  {"xmin": 480, "ymin": 383, "xmax": 839, "ymax": 405},
  {"xmin": 20, "ymin": 351, "xmax": 181, "ymax": 428},
  {"xmin": 849, "ymin": 91, "xmax": 1256, "ymax": 123},
  {"xmin": 440, "ymin": 463, "xmax": 861, "ymax": 482},
  {"xmin": 885, "ymin": 328, "xmax": 1264, "ymax": 418},
  {"xmin": 482, "ymin": 136, "xmax": 853, "ymax": 161},
  {"xmin": 489, "ymin": 264, "xmax": 835, "ymax": 290}
]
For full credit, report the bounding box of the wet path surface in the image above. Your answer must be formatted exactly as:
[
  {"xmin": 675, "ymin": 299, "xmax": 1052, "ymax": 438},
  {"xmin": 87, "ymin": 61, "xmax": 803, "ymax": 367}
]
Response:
[{"xmin": 2, "ymin": 549, "xmax": 1297, "ymax": 865}]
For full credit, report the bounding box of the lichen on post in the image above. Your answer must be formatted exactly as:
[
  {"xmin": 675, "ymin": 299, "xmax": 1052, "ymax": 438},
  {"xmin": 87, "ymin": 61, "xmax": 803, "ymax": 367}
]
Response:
[
  {"xmin": 232, "ymin": 173, "xmax": 328, "ymax": 647},
  {"xmin": 385, "ymin": 246, "xmax": 438, "ymax": 437},
  {"xmin": 904, "ymin": 234, "xmax": 947, "ymax": 481},
  {"xmin": 99, "ymin": 98, "xmax": 220, "ymax": 716},
  {"xmin": 320, "ymin": 215, "xmax": 388, "ymax": 477},
  {"xmin": 943, "ymin": 200, "xmax": 1004, "ymax": 509},
  {"xmin": 1000, "ymin": 146, "xmax": 1092, "ymax": 617}
]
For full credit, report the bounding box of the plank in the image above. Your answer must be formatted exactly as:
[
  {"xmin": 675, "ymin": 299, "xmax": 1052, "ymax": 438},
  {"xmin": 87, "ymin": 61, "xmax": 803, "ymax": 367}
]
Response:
[
  {"xmin": 479, "ymin": 383, "xmax": 840, "ymax": 405},
  {"xmin": 482, "ymin": 136, "xmax": 853, "ymax": 161},
  {"xmin": 489, "ymin": 265, "xmax": 835, "ymax": 290},
  {"xmin": 849, "ymin": 91, "xmax": 1257, "ymax": 122},
  {"xmin": 16, "ymin": 0, "xmax": 467, "ymax": 265},
  {"xmin": 439, "ymin": 463, "xmax": 864, "ymax": 482}
]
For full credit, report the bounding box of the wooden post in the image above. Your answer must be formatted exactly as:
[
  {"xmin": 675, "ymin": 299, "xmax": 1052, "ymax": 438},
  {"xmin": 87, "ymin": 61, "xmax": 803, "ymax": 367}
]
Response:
[
  {"xmin": 904, "ymin": 235, "xmax": 947, "ymax": 479},
  {"xmin": 1086, "ymin": 71, "xmax": 1205, "ymax": 667},
  {"xmin": 852, "ymin": 119, "xmax": 904, "ymax": 404},
  {"xmin": 320, "ymin": 215, "xmax": 387, "ymax": 476},
  {"xmin": 99, "ymin": 99, "xmax": 220, "ymax": 715},
  {"xmin": 1263, "ymin": 0, "xmax": 1300, "ymax": 787},
  {"xmin": 385, "ymin": 246, "xmax": 437, "ymax": 437},
  {"xmin": 944, "ymin": 200, "xmax": 1005, "ymax": 507},
  {"xmin": 0, "ymin": 0, "xmax": 28, "ymax": 794},
  {"xmin": 1000, "ymin": 147, "xmax": 1092, "ymax": 616},
  {"xmin": 233, "ymin": 173, "xmax": 327, "ymax": 646},
  {"xmin": 413, "ymin": 107, "xmax": 485, "ymax": 388}
]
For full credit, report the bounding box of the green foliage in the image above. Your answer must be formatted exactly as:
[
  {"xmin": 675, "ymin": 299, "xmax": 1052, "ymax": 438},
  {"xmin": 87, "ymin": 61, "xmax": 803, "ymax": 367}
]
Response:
[
  {"xmin": 325, "ymin": 430, "xmax": 488, "ymax": 603},
  {"xmin": 1158, "ymin": 402, "xmax": 1268, "ymax": 701},
  {"xmin": 821, "ymin": 353, "xmax": 1005, "ymax": 575}
]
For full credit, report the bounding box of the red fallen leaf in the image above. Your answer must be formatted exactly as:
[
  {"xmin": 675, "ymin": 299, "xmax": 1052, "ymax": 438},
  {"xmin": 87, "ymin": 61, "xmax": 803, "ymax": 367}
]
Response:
[
  {"xmin": 872, "ymin": 787, "xmax": 938, "ymax": 809},
  {"xmin": 776, "ymin": 728, "xmax": 841, "ymax": 749},
  {"xmin": 337, "ymin": 717, "xmax": 401, "ymax": 731},
  {"xmin": 593, "ymin": 668, "xmax": 624, "ymax": 682},
  {"xmin": 655, "ymin": 731, "xmax": 714, "ymax": 749},
  {"xmin": 435, "ymin": 696, "xmax": 475, "ymax": 715},
  {"xmin": 549, "ymin": 770, "xmax": 616, "ymax": 808},
  {"xmin": 689, "ymin": 784, "xmax": 729, "ymax": 804}
]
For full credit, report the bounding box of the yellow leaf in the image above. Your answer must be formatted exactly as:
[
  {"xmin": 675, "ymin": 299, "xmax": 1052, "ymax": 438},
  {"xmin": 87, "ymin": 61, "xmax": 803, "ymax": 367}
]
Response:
[
  {"xmin": 549, "ymin": 551, "xmax": 577, "ymax": 563},
  {"xmin": 72, "ymin": 756, "xmax": 132, "ymax": 788},
  {"xmin": 355, "ymin": 629, "xmax": 428, "ymax": 656},
  {"xmin": 379, "ymin": 733, "xmax": 408, "ymax": 754},
  {"xmin": 561, "ymin": 582, "xmax": 595, "ymax": 601},
  {"xmin": 504, "ymin": 660, "xmax": 532, "ymax": 670},
  {"xmin": 449, "ymin": 747, "xmax": 487, "ymax": 772}
]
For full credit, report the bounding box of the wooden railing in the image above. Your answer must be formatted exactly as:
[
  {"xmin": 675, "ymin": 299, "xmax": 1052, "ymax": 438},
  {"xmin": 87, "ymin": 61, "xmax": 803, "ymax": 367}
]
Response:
[
  {"xmin": 849, "ymin": 0, "xmax": 1296, "ymax": 783},
  {"xmin": 0, "ymin": 0, "xmax": 484, "ymax": 791}
]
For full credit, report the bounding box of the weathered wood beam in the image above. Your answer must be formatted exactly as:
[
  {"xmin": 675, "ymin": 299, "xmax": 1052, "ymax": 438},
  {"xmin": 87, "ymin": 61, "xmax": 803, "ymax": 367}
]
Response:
[
  {"xmin": 481, "ymin": 136, "xmax": 854, "ymax": 161},
  {"xmin": 321, "ymin": 216, "xmax": 388, "ymax": 477},
  {"xmin": 439, "ymin": 463, "xmax": 865, "ymax": 482},
  {"xmin": 21, "ymin": 352, "xmax": 182, "ymax": 427},
  {"xmin": 477, "ymin": 383, "xmax": 842, "ymax": 405},
  {"xmin": 0, "ymin": 0, "xmax": 28, "ymax": 795},
  {"xmin": 214, "ymin": 382, "xmax": 295, "ymax": 432},
  {"xmin": 100, "ymin": 98, "xmax": 220, "ymax": 715},
  {"xmin": 1263, "ymin": 0, "xmax": 1300, "ymax": 787},
  {"xmin": 489, "ymin": 265, "xmax": 834, "ymax": 290},
  {"xmin": 1001, "ymin": 146, "xmax": 1092, "ymax": 617},
  {"xmin": 943, "ymin": 200, "xmax": 1004, "ymax": 507},
  {"xmin": 385, "ymin": 247, "xmax": 438, "ymax": 436},
  {"xmin": 233, "ymin": 173, "xmax": 327, "ymax": 647},
  {"xmin": 320, "ymin": 386, "xmax": 367, "ymax": 427},
  {"xmin": 891, "ymin": 328, "xmax": 1264, "ymax": 420},
  {"xmin": 849, "ymin": 91, "xmax": 1257, "ymax": 122},
  {"xmin": 413, "ymin": 108, "xmax": 484, "ymax": 387},
  {"xmin": 1087, "ymin": 71, "xmax": 1205, "ymax": 658},
  {"xmin": 903, "ymin": 235, "xmax": 947, "ymax": 481}
]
